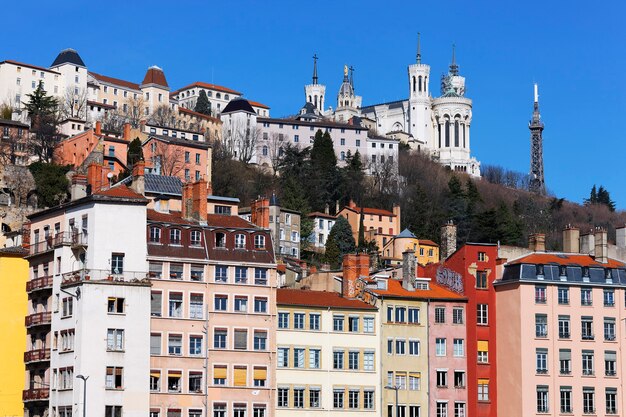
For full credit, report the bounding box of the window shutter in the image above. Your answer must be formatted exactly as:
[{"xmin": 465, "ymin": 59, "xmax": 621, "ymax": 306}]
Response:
[
  {"xmin": 234, "ymin": 367, "xmax": 247, "ymax": 386},
  {"xmin": 150, "ymin": 334, "xmax": 161, "ymax": 354},
  {"xmin": 560, "ymin": 349, "xmax": 571, "ymax": 360},
  {"xmin": 234, "ymin": 330, "xmax": 247, "ymax": 349},
  {"xmin": 477, "ymin": 340, "xmax": 489, "ymax": 351},
  {"xmin": 253, "ymin": 367, "xmax": 267, "ymax": 381},
  {"xmin": 213, "ymin": 366, "xmax": 227, "ymax": 379}
]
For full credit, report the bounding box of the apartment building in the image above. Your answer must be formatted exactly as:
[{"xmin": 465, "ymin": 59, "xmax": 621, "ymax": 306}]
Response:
[
  {"xmin": 23, "ymin": 181, "xmax": 151, "ymax": 417},
  {"xmin": 496, "ymin": 228, "xmax": 626, "ymax": 417},
  {"xmin": 0, "ymin": 118, "xmax": 30, "ymax": 165},
  {"xmin": 308, "ymin": 211, "xmax": 336, "ymax": 252},
  {"xmin": 146, "ymin": 179, "xmax": 277, "ymax": 417},
  {"xmin": 337, "ymin": 201, "xmax": 401, "ymax": 252},
  {"xmin": 172, "ymin": 81, "xmax": 270, "ymax": 117},
  {"xmin": 275, "ymin": 288, "xmax": 379, "ymax": 416},
  {"xmin": 381, "ymin": 228, "xmax": 439, "ymax": 266}
]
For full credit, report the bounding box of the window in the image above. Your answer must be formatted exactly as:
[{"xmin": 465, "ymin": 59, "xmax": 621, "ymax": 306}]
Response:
[
  {"xmin": 105, "ymin": 366, "xmax": 123, "ymax": 389},
  {"xmin": 348, "ymin": 351, "xmax": 359, "ymax": 370},
  {"xmin": 604, "ymin": 289, "xmax": 615, "ymax": 307},
  {"xmin": 453, "ymin": 339, "xmax": 465, "ymax": 357},
  {"xmin": 478, "ymin": 380, "xmax": 489, "ymax": 401},
  {"xmin": 62, "ymin": 297, "xmax": 73, "ymax": 318},
  {"xmin": 214, "ymin": 294, "xmax": 227, "ymax": 311},
  {"xmin": 169, "ymin": 229, "xmax": 181, "ymax": 244},
  {"xmin": 535, "ymin": 314, "xmax": 547, "ymax": 337},
  {"xmin": 348, "ymin": 316, "xmax": 359, "ymax": 332},
  {"xmin": 452, "ymin": 308, "xmax": 463, "ymax": 324},
  {"xmin": 254, "ymin": 297, "xmax": 267, "ymax": 313},
  {"xmin": 348, "ymin": 390, "xmax": 359, "ymax": 409},
  {"xmin": 185, "ymin": 151, "xmax": 190, "ymax": 163},
  {"xmin": 107, "ymin": 329, "xmax": 124, "ymax": 351},
  {"xmin": 213, "ymin": 403, "xmax": 227, "ymax": 417},
  {"xmin": 581, "ymin": 316, "xmax": 594, "ymax": 340},
  {"xmin": 278, "ymin": 312, "xmax": 289, "ymax": 328},
  {"xmin": 558, "ymin": 315, "xmax": 570, "ymax": 339},
  {"xmin": 478, "ymin": 251, "xmax": 486, "ymax": 261},
  {"xmin": 107, "ymin": 297, "xmax": 124, "ymax": 314},
  {"xmin": 214, "ymin": 266, "xmax": 228, "ymax": 282},
  {"xmin": 583, "ymin": 387, "xmax": 595, "ymax": 414},
  {"xmin": 277, "ymin": 347, "xmax": 289, "ymax": 367},
  {"xmin": 537, "ymin": 386, "xmax": 549, "ymax": 413},
  {"xmin": 409, "ymin": 340, "xmax": 420, "ymax": 356},
  {"xmin": 436, "ymin": 402, "xmax": 447, "ymax": 417},
  {"xmin": 435, "ymin": 338, "xmax": 447, "ymax": 356},
  {"xmin": 235, "ymin": 234, "xmax": 246, "ymax": 249},
  {"xmin": 477, "ymin": 304, "xmax": 488, "ymax": 325},
  {"xmin": 293, "ymin": 312, "xmax": 305, "ymax": 329},
  {"xmin": 333, "ymin": 388, "xmax": 344, "ymax": 409},
  {"xmin": 559, "ymin": 349, "xmax": 571, "ymax": 374},
  {"xmin": 536, "ymin": 348, "xmax": 548, "ymax": 374},
  {"xmin": 396, "ymin": 306, "xmax": 406, "ymax": 322},
  {"xmin": 309, "ymin": 348, "xmax": 321, "ymax": 369},
  {"xmin": 149, "ymin": 263, "xmax": 163, "ymax": 280},
  {"xmin": 168, "ymin": 335, "xmax": 182, "ymax": 355},
  {"xmin": 254, "ymin": 268, "xmax": 268, "ymax": 285},
  {"xmin": 215, "ymin": 233, "xmax": 226, "ymax": 248},
  {"xmin": 235, "ymin": 267, "xmax": 247, "ymax": 283},
  {"xmin": 310, "ymin": 313, "xmax": 321, "ymax": 330},
  {"xmin": 293, "ymin": 347, "xmax": 305, "ymax": 368},
  {"xmin": 105, "ymin": 406, "xmax": 122, "ymax": 417},
  {"xmin": 111, "ymin": 253, "xmax": 124, "ymax": 274},
  {"xmin": 59, "ymin": 367, "xmax": 74, "ymax": 390},
  {"xmin": 169, "ymin": 263, "xmax": 183, "ymax": 280},
  {"xmin": 364, "ymin": 390, "xmax": 375, "ymax": 409},
  {"xmin": 188, "ymin": 335, "xmax": 202, "ymax": 356},
  {"xmin": 362, "ymin": 350, "xmax": 374, "ymax": 370},
  {"xmin": 254, "ymin": 235, "xmax": 265, "ymax": 249},
  {"xmin": 190, "ymin": 230, "xmax": 201, "ymax": 246},
  {"xmin": 581, "ymin": 288, "xmax": 592, "ymax": 305},
  {"xmin": 190, "ymin": 265, "xmax": 203, "ymax": 282},
  {"xmin": 454, "ymin": 371, "xmax": 465, "ymax": 388},
  {"xmin": 408, "ymin": 308, "xmax": 420, "ymax": 324},
  {"xmin": 150, "ymin": 334, "xmax": 161, "ymax": 355},
  {"xmin": 168, "ymin": 293, "xmax": 183, "ymax": 317},
  {"xmin": 234, "ymin": 329, "xmax": 247, "ymax": 350},
  {"xmin": 233, "ymin": 367, "xmax": 247, "ymax": 387},
  {"xmin": 436, "ymin": 370, "xmax": 447, "ymax": 387},
  {"xmin": 150, "ymin": 370, "xmax": 160, "ymax": 392},
  {"xmin": 557, "ymin": 287, "xmax": 569, "ymax": 304},
  {"xmin": 254, "ymin": 331, "xmax": 267, "ymax": 351},
  {"xmin": 605, "ymin": 317, "xmax": 616, "ymax": 341},
  {"xmin": 150, "ymin": 226, "xmax": 161, "ymax": 242},
  {"xmin": 189, "ymin": 373, "xmax": 202, "ymax": 393},
  {"xmin": 333, "ymin": 350, "xmax": 344, "ymax": 369},
  {"xmin": 560, "ymin": 386, "xmax": 572, "ymax": 413},
  {"xmin": 476, "ymin": 271, "xmax": 487, "ymax": 289},
  {"xmin": 535, "ymin": 285, "xmax": 547, "ymax": 303},
  {"xmin": 605, "ymin": 350, "xmax": 617, "ymax": 376},
  {"xmin": 189, "ymin": 294, "xmax": 203, "ymax": 319},
  {"xmin": 477, "ymin": 340, "xmax": 488, "ymax": 363},
  {"xmin": 234, "ymin": 296, "xmax": 248, "ymax": 312},
  {"xmin": 582, "ymin": 350, "xmax": 594, "ymax": 375},
  {"xmin": 396, "ymin": 339, "xmax": 406, "ymax": 355},
  {"xmin": 606, "ymin": 388, "xmax": 617, "ymax": 414},
  {"xmin": 453, "ymin": 403, "xmax": 465, "ymax": 417},
  {"xmin": 407, "ymin": 373, "xmax": 421, "ymax": 391},
  {"xmin": 278, "ymin": 388, "xmax": 289, "ymax": 407},
  {"xmin": 253, "ymin": 367, "xmax": 267, "ymax": 387},
  {"xmin": 435, "ymin": 307, "xmax": 446, "ymax": 323},
  {"xmin": 333, "ymin": 315, "xmax": 344, "ymax": 331},
  {"xmin": 293, "ymin": 388, "xmax": 304, "ymax": 408}
]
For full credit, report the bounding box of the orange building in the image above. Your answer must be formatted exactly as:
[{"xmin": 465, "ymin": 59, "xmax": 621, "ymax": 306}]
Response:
[
  {"xmin": 381, "ymin": 228, "xmax": 440, "ymax": 266},
  {"xmin": 337, "ymin": 201, "xmax": 401, "ymax": 251}
]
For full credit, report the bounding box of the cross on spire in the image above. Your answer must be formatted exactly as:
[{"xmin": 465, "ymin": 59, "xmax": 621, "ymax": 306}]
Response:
[
  {"xmin": 449, "ymin": 43, "xmax": 459, "ymax": 76},
  {"xmin": 349, "ymin": 65, "xmax": 355, "ymax": 87},
  {"xmin": 312, "ymin": 53, "xmax": 318, "ymax": 85}
]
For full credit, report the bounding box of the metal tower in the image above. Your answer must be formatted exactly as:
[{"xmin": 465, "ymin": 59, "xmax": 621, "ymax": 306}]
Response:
[{"xmin": 529, "ymin": 83, "xmax": 546, "ymax": 194}]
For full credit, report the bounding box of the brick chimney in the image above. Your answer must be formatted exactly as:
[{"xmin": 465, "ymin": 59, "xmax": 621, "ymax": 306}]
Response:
[
  {"xmin": 402, "ymin": 250, "xmax": 417, "ymax": 291},
  {"xmin": 616, "ymin": 226, "xmax": 626, "ymax": 249},
  {"xmin": 528, "ymin": 233, "xmax": 546, "ymax": 252},
  {"xmin": 250, "ymin": 197, "xmax": 270, "ymax": 228},
  {"xmin": 130, "ymin": 161, "xmax": 145, "ymax": 195},
  {"xmin": 123, "ymin": 123, "xmax": 131, "ymax": 141},
  {"xmin": 440, "ymin": 221, "xmax": 457, "ymax": 260},
  {"xmin": 580, "ymin": 231, "xmax": 595, "ymax": 255},
  {"xmin": 342, "ymin": 253, "xmax": 369, "ymax": 298},
  {"xmin": 182, "ymin": 179, "xmax": 208, "ymax": 222},
  {"xmin": 70, "ymin": 174, "xmax": 88, "ymax": 200},
  {"xmin": 95, "ymin": 120, "xmax": 102, "ymax": 135},
  {"xmin": 562, "ymin": 225, "xmax": 580, "ymax": 253},
  {"xmin": 21, "ymin": 221, "xmax": 31, "ymax": 249},
  {"xmin": 87, "ymin": 163, "xmax": 105, "ymax": 193},
  {"xmin": 594, "ymin": 227, "xmax": 608, "ymax": 264}
]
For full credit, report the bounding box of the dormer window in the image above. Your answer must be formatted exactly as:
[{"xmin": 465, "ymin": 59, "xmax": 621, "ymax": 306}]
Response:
[
  {"xmin": 235, "ymin": 234, "xmax": 246, "ymax": 249},
  {"xmin": 149, "ymin": 227, "xmax": 161, "ymax": 243},
  {"xmin": 536, "ymin": 264, "xmax": 544, "ymax": 278},
  {"xmin": 254, "ymin": 235, "xmax": 265, "ymax": 250},
  {"xmin": 605, "ymin": 269, "xmax": 613, "ymax": 283},
  {"xmin": 170, "ymin": 229, "xmax": 181, "ymax": 245},
  {"xmin": 215, "ymin": 232, "xmax": 226, "ymax": 248},
  {"xmin": 190, "ymin": 230, "xmax": 201, "ymax": 246}
]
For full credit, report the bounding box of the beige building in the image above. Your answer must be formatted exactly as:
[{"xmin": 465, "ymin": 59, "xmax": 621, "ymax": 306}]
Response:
[{"xmin": 276, "ymin": 288, "xmax": 379, "ymax": 416}]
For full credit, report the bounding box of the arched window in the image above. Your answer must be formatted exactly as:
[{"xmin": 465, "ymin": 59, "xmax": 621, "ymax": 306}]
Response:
[
  {"xmin": 254, "ymin": 235, "xmax": 265, "ymax": 249},
  {"xmin": 215, "ymin": 232, "xmax": 226, "ymax": 248},
  {"xmin": 235, "ymin": 234, "xmax": 246, "ymax": 249},
  {"xmin": 462, "ymin": 123, "xmax": 466, "ymax": 148},
  {"xmin": 216, "ymin": 93, "xmax": 221, "ymax": 99},
  {"xmin": 418, "ymin": 76, "xmax": 422, "ymax": 92},
  {"xmin": 308, "ymin": 95, "xmax": 312, "ymax": 103},
  {"xmin": 169, "ymin": 228, "xmax": 181, "ymax": 245},
  {"xmin": 454, "ymin": 120, "xmax": 460, "ymax": 147},
  {"xmin": 149, "ymin": 226, "xmax": 161, "ymax": 243},
  {"xmin": 437, "ymin": 123, "xmax": 441, "ymax": 148},
  {"xmin": 314, "ymin": 95, "xmax": 318, "ymax": 106},
  {"xmin": 412, "ymin": 76, "xmax": 416, "ymax": 92},
  {"xmin": 190, "ymin": 230, "xmax": 201, "ymax": 246},
  {"xmin": 445, "ymin": 119, "xmax": 450, "ymax": 147},
  {"xmin": 424, "ymin": 76, "xmax": 427, "ymax": 93}
]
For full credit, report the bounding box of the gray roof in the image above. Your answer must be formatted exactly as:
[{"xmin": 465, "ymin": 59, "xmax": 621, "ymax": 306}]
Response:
[
  {"xmin": 397, "ymin": 228, "xmax": 416, "ymax": 238},
  {"xmin": 145, "ymin": 174, "xmax": 183, "ymax": 195},
  {"xmin": 51, "ymin": 48, "xmax": 85, "ymax": 67},
  {"xmin": 221, "ymin": 97, "xmax": 256, "ymax": 114}
]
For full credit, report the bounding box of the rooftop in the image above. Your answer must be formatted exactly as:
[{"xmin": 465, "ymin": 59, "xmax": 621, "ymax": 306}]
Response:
[
  {"xmin": 51, "ymin": 48, "xmax": 85, "ymax": 68},
  {"xmin": 141, "ymin": 66, "xmax": 168, "ymax": 88},
  {"xmin": 508, "ymin": 252, "xmax": 625, "ymax": 268},
  {"xmin": 371, "ymin": 277, "xmax": 466, "ymax": 301},
  {"xmin": 221, "ymin": 98, "xmax": 256, "ymax": 114},
  {"xmin": 172, "ymin": 81, "xmax": 241, "ymax": 96},
  {"xmin": 341, "ymin": 205, "xmax": 396, "ymax": 217},
  {"xmin": 277, "ymin": 288, "xmax": 377, "ymax": 310},
  {"xmin": 89, "ymin": 71, "xmax": 140, "ymax": 90},
  {"xmin": 147, "ymin": 209, "xmax": 257, "ymax": 229}
]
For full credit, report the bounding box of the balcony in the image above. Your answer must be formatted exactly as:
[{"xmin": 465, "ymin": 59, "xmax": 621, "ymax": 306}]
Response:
[
  {"xmin": 22, "ymin": 388, "xmax": 49, "ymax": 402},
  {"xmin": 25, "ymin": 312, "xmax": 51, "ymax": 328},
  {"xmin": 27, "ymin": 231, "xmax": 88, "ymax": 256},
  {"xmin": 27, "ymin": 240, "xmax": 54, "ymax": 256},
  {"xmin": 26, "ymin": 276, "xmax": 53, "ymax": 293},
  {"xmin": 24, "ymin": 349, "xmax": 50, "ymax": 364},
  {"xmin": 61, "ymin": 269, "xmax": 149, "ymax": 286}
]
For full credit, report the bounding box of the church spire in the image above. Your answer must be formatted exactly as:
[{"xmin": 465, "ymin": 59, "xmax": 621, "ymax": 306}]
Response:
[
  {"xmin": 416, "ymin": 32, "xmax": 421, "ymax": 64},
  {"xmin": 449, "ymin": 43, "xmax": 459, "ymax": 76},
  {"xmin": 312, "ymin": 53, "xmax": 318, "ymax": 85},
  {"xmin": 349, "ymin": 65, "xmax": 354, "ymax": 88}
]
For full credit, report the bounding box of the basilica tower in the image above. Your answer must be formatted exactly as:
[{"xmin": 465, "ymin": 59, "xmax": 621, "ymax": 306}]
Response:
[
  {"xmin": 304, "ymin": 54, "xmax": 326, "ymax": 113},
  {"xmin": 334, "ymin": 65, "xmax": 362, "ymax": 121},
  {"xmin": 407, "ymin": 33, "xmax": 432, "ymax": 146}
]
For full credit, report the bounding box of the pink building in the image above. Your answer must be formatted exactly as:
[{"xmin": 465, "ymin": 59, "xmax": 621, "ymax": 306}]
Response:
[{"xmin": 496, "ymin": 231, "xmax": 625, "ymax": 417}]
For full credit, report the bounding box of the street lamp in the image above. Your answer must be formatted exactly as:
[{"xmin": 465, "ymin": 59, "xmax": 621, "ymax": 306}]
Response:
[
  {"xmin": 76, "ymin": 374, "xmax": 89, "ymax": 417},
  {"xmin": 385, "ymin": 385, "xmax": 399, "ymax": 417}
]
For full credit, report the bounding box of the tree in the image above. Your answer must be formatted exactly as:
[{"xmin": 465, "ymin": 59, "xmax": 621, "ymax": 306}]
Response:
[
  {"xmin": 127, "ymin": 137, "xmax": 144, "ymax": 167},
  {"xmin": 323, "ymin": 216, "xmax": 355, "ymax": 268},
  {"xmin": 266, "ymin": 133, "xmax": 287, "ymax": 174},
  {"xmin": 60, "ymin": 86, "xmax": 88, "ymax": 120},
  {"xmin": 150, "ymin": 104, "xmax": 179, "ymax": 128},
  {"xmin": 308, "ymin": 130, "xmax": 338, "ymax": 211},
  {"xmin": 585, "ymin": 184, "xmax": 616, "ymax": 212},
  {"xmin": 222, "ymin": 119, "xmax": 262, "ymax": 164},
  {"xmin": 28, "ymin": 162, "xmax": 70, "ymax": 207},
  {"xmin": 194, "ymin": 90, "xmax": 211, "ymax": 115},
  {"xmin": 151, "ymin": 140, "xmax": 186, "ymax": 177},
  {"xmin": 280, "ymin": 175, "xmax": 314, "ymax": 249},
  {"xmin": 24, "ymin": 82, "xmax": 61, "ymax": 163},
  {"xmin": 339, "ymin": 150, "xmax": 365, "ymax": 206},
  {"xmin": 0, "ymin": 103, "xmax": 13, "ymax": 120}
]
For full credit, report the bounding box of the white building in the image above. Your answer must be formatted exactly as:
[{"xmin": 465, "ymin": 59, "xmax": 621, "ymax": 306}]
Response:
[
  {"xmin": 171, "ymin": 81, "xmax": 270, "ymax": 117},
  {"xmin": 308, "ymin": 211, "xmax": 336, "ymax": 252}
]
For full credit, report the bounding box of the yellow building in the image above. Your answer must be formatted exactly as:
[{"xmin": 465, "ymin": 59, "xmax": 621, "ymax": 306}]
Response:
[
  {"xmin": 381, "ymin": 229, "xmax": 440, "ymax": 266},
  {"xmin": 0, "ymin": 246, "xmax": 28, "ymax": 417}
]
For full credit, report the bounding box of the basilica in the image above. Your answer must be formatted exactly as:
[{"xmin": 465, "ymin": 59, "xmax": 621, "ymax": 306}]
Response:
[{"xmin": 304, "ymin": 37, "xmax": 481, "ymax": 177}]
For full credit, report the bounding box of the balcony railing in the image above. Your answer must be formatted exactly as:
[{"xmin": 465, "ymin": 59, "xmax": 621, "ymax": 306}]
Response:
[
  {"xmin": 61, "ymin": 269, "xmax": 149, "ymax": 286},
  {"xmin": 27, "ymin": 231, "xmax": 88, "ymax": 256},
  {"xmin": 24, "ymin": 348, "xmax": 50, "ymax": 364},
  {"xmin": 26, "ymin": 276, "xmax": 53, "ymax": 293},
  {"xmin": 25, "ymin": 312, "xmax": 51, "ymax": 327},
  {"xmin": 23, "ymin": 388, "xmax": 49, "ymax": 402}
]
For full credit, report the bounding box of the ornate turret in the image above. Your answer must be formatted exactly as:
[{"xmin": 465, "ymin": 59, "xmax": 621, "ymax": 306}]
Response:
[{"xmin": 304, "ymin": 54, "xmax": 326, "ymax": 113}]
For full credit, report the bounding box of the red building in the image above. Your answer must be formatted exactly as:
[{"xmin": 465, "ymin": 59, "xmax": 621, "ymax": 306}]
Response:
[{"xmin": 422, "ymin": 243, "xmax": 498, "ymax": 417}]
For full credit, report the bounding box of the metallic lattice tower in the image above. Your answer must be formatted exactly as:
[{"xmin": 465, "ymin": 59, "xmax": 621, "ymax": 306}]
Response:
[{"xmin": 529, "ymin": 83, "xmax": 545, "ymax": 194}]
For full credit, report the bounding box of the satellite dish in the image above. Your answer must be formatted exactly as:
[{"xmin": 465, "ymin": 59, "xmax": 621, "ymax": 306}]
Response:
[
  {"xmin": 107, "ymin": 172, "xmax": 114, "ymax": 179},
  {"xmin": 251, "ymin": 390, "xmax": 260, "ymax": 396}
]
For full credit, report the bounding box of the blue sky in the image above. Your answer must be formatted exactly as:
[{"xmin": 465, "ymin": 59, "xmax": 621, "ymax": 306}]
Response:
[{"xmin": 5, "ymin": 0, "xmax": 625, "ymax": 208}]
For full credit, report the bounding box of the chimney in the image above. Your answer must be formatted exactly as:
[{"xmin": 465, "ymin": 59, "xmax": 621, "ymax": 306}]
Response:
[
  {"xmin": 342, "ymin": 253, "xmax": 369, "ymax": 298},
  {"xmin": 393, "ymin": 204, "xmax": 401, "ymax": 232},
  {"xmin": 348, "ymin": 200, "xmax": 357, "ymax": 209},
  {"xmin": 129, "ymin": 161, "xmax": 145, "ymax": 195},
  {"xmin": 70, "ymin": 174, "xmax": 88, "ymax": 200},
  {"xmin": 616, "ymin": 226, "xmax": 626, "ymax": 249},
  {"xmin": 250, "ymin": 197, "xmax": 270, "ymax": 228},
  {"xmin": 95, "ymin": 120, "xmax": 102, "ymax": 136},
  {"xmin": 580, "ymin": 231, "xmax": 595, "ymax": 255},
  {"xmin": 440, "ymin": 221, "xmax": 457, "ymax": 260},
  {"xmin": 21, "ymin": 221, "xmax": 31, "ymax": 249},
  {"xmin": 123, "ymin": 123, "xmax": 131, "ymax": 141},
  {"xmin": 182, "ymin": 179, "xmax": 208, "ymax": 222},
  {"xmin": 207, "ymin": 181, "xmax": 213, "ymax": 196},
  {"xmin": 528, "ymin": 233, "xmax": 546, "ymax": 252},
  {"xmin": 562, "ymin": 225, "xmax": 580, "ymax": 253},
  {"xmin": 87, "ymin": 163, "xmax": 105, "ymax": 193},
  {"xmin": 335, "ymin": 200, "xmax": 340, "ymax": 214},
  {"xmin": 402, "ymin": 250, "xmax": 417, "ymax": 291},
  {"xmin": 594, "ymin": 227, "xmax": 608, "ymax": 264},
  {"xmin": 324, "ymin": 203, "xmax": 330, "ymax": 215}
]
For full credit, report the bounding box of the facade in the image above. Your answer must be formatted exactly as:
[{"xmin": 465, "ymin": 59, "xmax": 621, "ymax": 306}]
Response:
[
  {"xmin": 308, "ymin": 211, "xmax": 336, "ymax": 252},
  {"xmin": 0, "ymin": 246, "xmax": 29, "ymax": 417},
  {"xmin": 0, "ymin": 118, "xmax": 30, "ymax": 165},
  {"xmin": 381, "ymin": 228, "xmax": 439, "ymax": 266},
  {"xmin": 275, "ymin": 288, "xmax": 379, "ymax": 416},
  {"xmin": 337, "ymin": 201, "xmax": 401, "ymax": 252},
  {"xmin": 172, "ymin": 81, "xmax": 269, "ymax": 117},
  {"xmin": 496, "ymin": 229, "xmax": 626, "ymax": 417}
]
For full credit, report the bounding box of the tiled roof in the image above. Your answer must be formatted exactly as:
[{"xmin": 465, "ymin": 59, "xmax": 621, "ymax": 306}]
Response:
[
  {"xmin": 147, "ymin": 134, "xmax": 210, "ymax": 150},
  {"xmin": 508, "ymin": 252, "xmax": 626, "ymax": 268},
  {"xmin": 178, "ymin": 107, "xmax": 221, "ymax": 124},
  {"xmin": 308, "ymin": 211, "xmax": 337, "ymax": 219},
  {"xmin": 172, "ymin": 81, "xmax": 241, "ymax": 96},
  {"xmin": 372, "ymin": 278, "xmax": 466, "ymax": 300},
  {"xmin": 277, "ymin": 289, "xmax": 377, "ymax": 310},
  {"xmin": 147, "ymin": 209, "xmax": 257, "ymax": 229},
  {"xmin": 95, "ymin": 185, "xmax": 146, "ymax": 200},
  {"xmin": 249, "ymin": 100, "xmax": 270, "ymax": 109},
  {"xmin": 257, "ymin": 116, "xmax": 365, "ymax": 131},
  {"xmin": 419, "ymin": 239, "xmax": 438, "ymax": 247},
  {"xmin": 0, "ymin": 118, "xmax": 29, "ymax": 128},
  {"xmin": 87, "ymin": 100, "xmax": 115, "ymax": 109},
  {"xmin": 0, "ymin": 246, "xmax": 28, "ymax": 256},
  {"xmin": 89, "ymin": 72, "xmax": 140, "ymax": 90},
  {"xmin": 142, "ymin": 66, "xmax": 168, "ymax": 88},
  {"xmin": 1, "ymin": 60, "xmax": 60, "ymax": 74},
  {"xmin": 144, "ymin": 174, "xmax": 183, "ymax": 196},
  {"xmin": 342, "ymin": 206, "xmax": 395, "ymax": 216}
]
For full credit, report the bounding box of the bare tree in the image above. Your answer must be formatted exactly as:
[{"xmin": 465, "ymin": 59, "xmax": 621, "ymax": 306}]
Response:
[
  {"xmin": 266, "ymin": 132, "xmax": 287, "ymax": 174},
  {"xmin": 150, "ymin": 104, "xmax": 179, "ymax": 128},
  {"xmin": 367, "ymin": 156, "xmax": 399, "ymax": 199},
  {"xmin": 152, "ymin": 140, "xmax": 186, "ymax": 177},
  {"xmin": 222, "ymin": 119, "xmax": 261, "ymax": 164},
  {"xmin": 98, "ymin": 108, "xmax": 126, "ymax": 133},
  {"xmin": 123, "ymin": 95, "xmax": 146, "ymax": 128},
  {"xmin": 60, "ymin": 86, "xmax": 88, "ymax": 120}
]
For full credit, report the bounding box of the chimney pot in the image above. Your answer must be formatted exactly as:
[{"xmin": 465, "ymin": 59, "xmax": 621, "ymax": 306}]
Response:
[
  {"xmin": 594, "ymin": 227, "xmax": 608, "ymax": 264},
  {"xmin": 529, "ymin": 233, "xmax": 546, "ymax": 252},
  {"xmin": 440, "ymin": 221, "xmax": 457, "ymax": 260},
  {"xmin": 562, "ymin": 226, "xmax": 580, "ymax": 253},
  {"xmin": 95, "ymin": 121, "xmax": 102, "ymax": 136}
]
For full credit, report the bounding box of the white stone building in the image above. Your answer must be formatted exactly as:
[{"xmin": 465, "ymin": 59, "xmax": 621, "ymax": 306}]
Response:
[
  {"xmin": 308, "ymin": 211, "xmax": 336, "ymax": 253},
  {"xmin": 172, "ymin": 81, "xmax": 270, "ymax": 117}
]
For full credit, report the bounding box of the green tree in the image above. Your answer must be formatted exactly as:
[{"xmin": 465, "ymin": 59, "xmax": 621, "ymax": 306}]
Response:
[
  {"xmin": 127, "ymin": 137, "xmax": 144, "ymax": 167},
  {"xmin": 28, "ymin": 162, "xmax": 71, "ymax": 207},
  {"xmin": 585, "ymin": 185, "xmax": 598, "ymax": 205},
  {"xmin": 194, "ymin": 90, "xmax": 211, "ymax": 115},
  {"xmin": 24, "ymin": 81, "xmax": 61, "ymax": 163},
  {"xmin": 308, "ymin": 130, "xmax": 338, "ymax": 211},
  {"xmin": 280, "ymin": 175, "xmax": 314, "ymax": 249},
  {"xmin": 597, "ymin": 186, "xmax": 616, "ymax": 212},
  {"xmin": 339, "ymin": 150, "xmax": 365, "ymax": 207},
  {"xmin": 323, "ymin": 216, "xmax": 355, "ymax": 268}
]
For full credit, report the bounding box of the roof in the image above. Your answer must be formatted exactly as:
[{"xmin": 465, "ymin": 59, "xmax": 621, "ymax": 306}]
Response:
[
  {"xmin": 147, "ymin": 209, "xmax": 257, "ymax": 229},
  {"xmin": 178, "ymin": 107, "xmax": 221, "ymax": 124},
  {"xmin": 94, "ymin": 185, "xmax": 146, "ymax": 200},
  {"xmin": 144, "ymin": 174, "xmax": 183, "ymax": 195},
  {"xmin": 249, "ymin": 100, "xmax": 270, "ymax": 109},
  {"xmin": 1, "ymin": 60, "xmax": 60, "ymax": 75},
  {"xmin": 146, "ymin": 134, "xmax": 210, "ymax": 150},
  {"xmin": 308, "ymin": 211, "xmax": 337, "ymax": 220},
  {"xmin": 0, "ymin": 118, "xmax": 29, "ymax": 128},
  {"xmin": 341, "ymin": 205, "xmax": 395, "ymax": 217},
  {"xmin": 361, "ymin": 99, "xmax": 406, "ymax": 112},
  {"xmin": 507, "ymin": 252, "xmax": 626, "ymax": 269},
  {"xmin": 397, "ymin": 228, "xmax": 416, "ymax": 238},
  {"xmin": 277, "ymin": 289, "xmax": 377, "ymax": 310},
  {"xmin": 221, "ymin": 98, "xmax": 256, "ymax": 114},
  {"xmin": 172, "ymin": 81, "xmax": 241, "ymax": 96},
  {"xmin": 419, "ymin": 239, "xmax": 438, "ymax": 247},
  {"xmin": 0, "ymin": 246, "xmax": 28, "ymax": 256},
  {"xmin": 89, "ymin": 72, "xmax": 140, "ymax": 90},
  {"xmin": 141, "ymin": 65, "xmax": 168, "ymax": 88},
  {"xmin": 87, "ymin": 100, "xmax": 115, "ymax": 110},
  {"xmin": 257, "ymin": 116, "xmax": 365, "ymax": 131},
  {"xmin": 372, "ymin": 278, "xmax": 466, "ymax": 300},
  {"xmin": 51, "ymin": 48, "xmax": 85, "ymax": 67}
]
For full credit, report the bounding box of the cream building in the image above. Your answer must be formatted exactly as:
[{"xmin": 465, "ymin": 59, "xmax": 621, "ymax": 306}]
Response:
[{"xmin": 276, "ymin": 288, "xmax": 379, "ymax": 416}]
